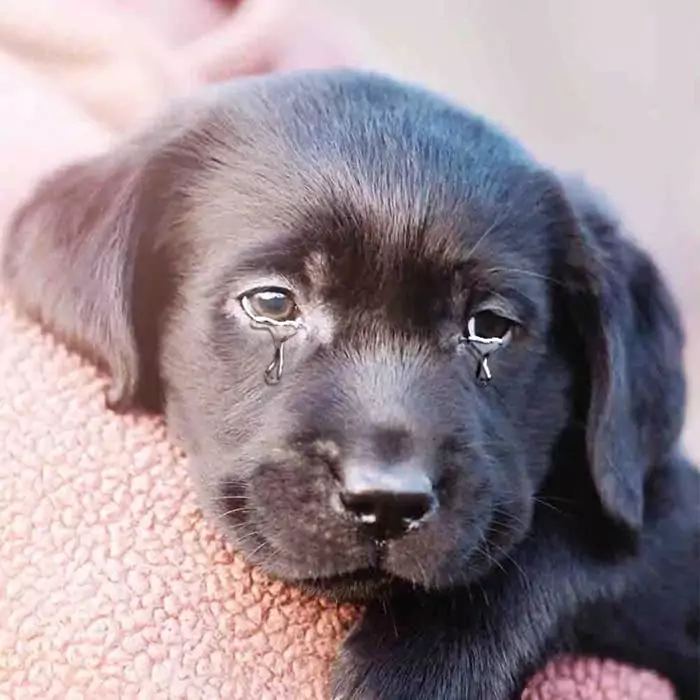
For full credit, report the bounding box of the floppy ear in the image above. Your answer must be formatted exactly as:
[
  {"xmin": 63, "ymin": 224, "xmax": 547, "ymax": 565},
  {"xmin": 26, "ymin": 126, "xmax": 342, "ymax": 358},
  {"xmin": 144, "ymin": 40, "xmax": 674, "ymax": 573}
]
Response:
[
  {"xmin": 561, "ymin": 179, "xmax": 687, "ymax": 532},
  {"xmin": 1, "ymin": 133, "xmax": 184, "ymax": 412}
]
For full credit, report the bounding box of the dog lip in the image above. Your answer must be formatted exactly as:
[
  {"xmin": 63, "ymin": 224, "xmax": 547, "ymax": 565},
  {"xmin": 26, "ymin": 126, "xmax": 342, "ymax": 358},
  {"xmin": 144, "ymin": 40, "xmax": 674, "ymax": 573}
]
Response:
[
  {"xmin": 288, "ymin": 538, "xmax": 393, "ymax": 585},
  {"xmin": 296, "ymin": 565, "xmax": 394, "ymax": 591}
]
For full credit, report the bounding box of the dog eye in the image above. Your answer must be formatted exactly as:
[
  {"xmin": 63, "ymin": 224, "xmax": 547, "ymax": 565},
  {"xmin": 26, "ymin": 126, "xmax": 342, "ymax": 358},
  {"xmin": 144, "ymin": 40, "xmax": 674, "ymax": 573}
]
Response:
[
  {"xmin": 466, "ymin": 311, "xmax": 513, "ymax": 342},
  {"xmin": 240, "ymin": 288, "xmax": 299, "ymax": 324},
  {"xmin": 463, "ymin": 310, "xmax": 514, "ymax": 384}
]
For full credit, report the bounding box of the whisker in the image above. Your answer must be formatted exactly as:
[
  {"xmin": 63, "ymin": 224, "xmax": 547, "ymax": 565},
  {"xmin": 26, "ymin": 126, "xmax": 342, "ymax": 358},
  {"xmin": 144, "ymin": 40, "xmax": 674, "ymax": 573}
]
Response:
[
  {"xmin": 531, "ymin": 496, "xmax": 567, "ymax": 516},
  {"xmin": 248, "ymin": 540, "xmax": 269, "ymax": 559},
  {"xmin": 230, "ymin": 530, "xmax": 266, "ymax": 549},
  {"xmin": 487, "ymin": 539, "xmax": 530, "ymax": 588},
  {"xmin": 535, "ymin": 494, "xmax": 575, "ymax": 506},
  {"xmin": 407, "ymin": 551, "xmax": 430, "ymax": 590},
  {"xmin": 201, "ymin": 474, "xmax": 248, "ymax": 485},
  {"xmin": 476, "ymin": 578, "xmax": 491, "ymax": 608},
  {"xmin": 462, "ymin": 213, "xmax": 509, "ymax": 265},
  {"xmin": 491, "ymin": 505, "xmax": 529, "ymax": 528},
  {"xmin": 381, "ymin": 598, "xmax": 399, "ymax": 639},
  {"xmin": 469, "ymin": 519, "xmax": 530, "ymax": 589},
  {"xmin": 484, "ymin": 267, "xmax": 565, "ymax": 287},
  {"xmin": 459, "ymin": 440, "xmax": 511, "ymax": 451},
  {"xmin": 476, "ymin": 541, "xmax": 508, "ymax": 577},
  {"xmin": 211, "ymin": 495, "xmax": 252, "ymax": 502},
  {"xmin": 216, "ymin": 506, "xmax": 256, "ymax": 521},
  {"xmin": 484, "ymin": 520, "xmax": 516, "ymax": 537},
  {"xmin": 462, "ymin": 524, "xmax": 505, "ymax": 591}
]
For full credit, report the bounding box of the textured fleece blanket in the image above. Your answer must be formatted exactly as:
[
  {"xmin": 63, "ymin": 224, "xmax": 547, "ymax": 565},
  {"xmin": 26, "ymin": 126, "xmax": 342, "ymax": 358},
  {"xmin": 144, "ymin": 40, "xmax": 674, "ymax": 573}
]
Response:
[{"xmin": 0, "ymin": 1, "xmax": 679, "ymax": 697}]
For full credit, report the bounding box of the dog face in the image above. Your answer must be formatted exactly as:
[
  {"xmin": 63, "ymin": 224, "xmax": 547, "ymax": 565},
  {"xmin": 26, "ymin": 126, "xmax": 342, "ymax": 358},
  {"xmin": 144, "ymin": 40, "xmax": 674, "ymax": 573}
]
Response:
[{"xmin": 3, "ymin": 71, "xmax": 685, "ymax": 600}]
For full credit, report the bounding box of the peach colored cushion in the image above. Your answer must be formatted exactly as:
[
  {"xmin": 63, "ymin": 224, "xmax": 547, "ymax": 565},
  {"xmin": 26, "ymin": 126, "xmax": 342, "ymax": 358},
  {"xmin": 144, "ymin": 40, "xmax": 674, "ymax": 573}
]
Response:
[{"xmin": 0, "ymin": 301, "xmax": 356, "ymax": 698}]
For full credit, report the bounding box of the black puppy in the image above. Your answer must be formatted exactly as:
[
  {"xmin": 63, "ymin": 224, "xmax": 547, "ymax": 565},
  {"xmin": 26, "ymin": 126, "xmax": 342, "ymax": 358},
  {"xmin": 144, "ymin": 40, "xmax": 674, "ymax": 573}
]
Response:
[{"xmin": 3, "ymin": 70, "xmax": 698, "ymax": 699}]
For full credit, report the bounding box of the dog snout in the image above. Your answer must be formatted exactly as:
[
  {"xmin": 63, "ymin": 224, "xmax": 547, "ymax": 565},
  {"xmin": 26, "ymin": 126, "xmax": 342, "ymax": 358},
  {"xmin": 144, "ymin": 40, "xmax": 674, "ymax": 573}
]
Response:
[{"xmin": 336, "ymin": 458, "xmax": 437, "ymax": 540}]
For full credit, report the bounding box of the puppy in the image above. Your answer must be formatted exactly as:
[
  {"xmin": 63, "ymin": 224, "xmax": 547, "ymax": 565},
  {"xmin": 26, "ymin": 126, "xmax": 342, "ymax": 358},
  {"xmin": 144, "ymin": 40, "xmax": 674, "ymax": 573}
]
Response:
[{"xmin": 3, "ymin": 70, "xmax": 698, "ymax": 699}]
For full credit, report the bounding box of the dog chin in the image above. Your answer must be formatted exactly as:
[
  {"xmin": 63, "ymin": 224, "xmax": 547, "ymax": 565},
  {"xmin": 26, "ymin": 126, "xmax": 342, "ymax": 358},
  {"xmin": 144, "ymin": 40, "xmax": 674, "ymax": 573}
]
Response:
[
  {"xmin": 254, "ymin": 543, "xmax": 402, "ymax": 602},
  {"xmin": 293, "ymin": 567, "xmax": 396, "ymax": 603}
]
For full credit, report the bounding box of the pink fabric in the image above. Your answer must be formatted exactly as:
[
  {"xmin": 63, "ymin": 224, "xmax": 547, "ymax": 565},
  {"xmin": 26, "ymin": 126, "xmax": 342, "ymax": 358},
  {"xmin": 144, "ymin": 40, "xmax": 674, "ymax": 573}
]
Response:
[
  {"xmin": 0, "ymin": 1, "xmax": 679, "ymax": 697},
  {"xmin": 0, "ymin": 304, "xmax": 356, "ymax": 698},
  {"xmin": 524, "ymin": 657, "xmax": 675, "ymax": 700}
]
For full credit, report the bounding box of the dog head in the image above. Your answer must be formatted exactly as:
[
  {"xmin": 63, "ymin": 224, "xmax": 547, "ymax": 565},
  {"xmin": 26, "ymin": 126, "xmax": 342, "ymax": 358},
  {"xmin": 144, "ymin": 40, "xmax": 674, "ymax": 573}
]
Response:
[{"xmin": 3, "ymin": 71, "xmax": 686, "ymax": 599}]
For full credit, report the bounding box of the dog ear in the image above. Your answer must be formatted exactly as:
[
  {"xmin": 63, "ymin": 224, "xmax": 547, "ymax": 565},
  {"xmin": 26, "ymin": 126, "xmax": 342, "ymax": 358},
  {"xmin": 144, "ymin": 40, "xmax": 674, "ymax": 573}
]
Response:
[
  {"xmin": 560, "ymin": 178, "xmax": 686, "ymax": 532},
  {"xmin": 1, "ymin": 128, "xmax": 188, "ymax": 412}
]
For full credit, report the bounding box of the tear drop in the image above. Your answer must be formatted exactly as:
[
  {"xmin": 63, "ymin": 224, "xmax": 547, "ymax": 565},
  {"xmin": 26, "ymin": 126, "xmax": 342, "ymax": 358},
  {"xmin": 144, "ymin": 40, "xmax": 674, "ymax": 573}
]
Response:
[{"xmin": 264, "ymin": 337, "xmax": 284, "ymax": 385}]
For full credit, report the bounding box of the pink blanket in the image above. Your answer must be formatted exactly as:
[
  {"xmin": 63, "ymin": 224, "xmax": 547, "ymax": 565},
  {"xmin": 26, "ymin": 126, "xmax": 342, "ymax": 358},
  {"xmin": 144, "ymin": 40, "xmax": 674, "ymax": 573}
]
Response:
[{"xmin": 0, "ymin": 1, "xmax": 679, "ymax": 697}]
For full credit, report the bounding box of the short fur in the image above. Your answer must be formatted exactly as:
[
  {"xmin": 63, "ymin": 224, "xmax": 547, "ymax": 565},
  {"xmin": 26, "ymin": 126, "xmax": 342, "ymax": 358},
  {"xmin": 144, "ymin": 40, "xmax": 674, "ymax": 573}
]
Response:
[{"xmin": 3, "ymin": 71, "xmax": 698, "ymax": 699}]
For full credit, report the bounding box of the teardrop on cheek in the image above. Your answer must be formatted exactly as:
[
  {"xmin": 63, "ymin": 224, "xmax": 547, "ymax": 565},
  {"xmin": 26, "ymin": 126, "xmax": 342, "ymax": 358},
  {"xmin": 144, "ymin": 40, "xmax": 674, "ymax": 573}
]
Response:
[
  {"xmin": 250, "ymin": 318, "xmax": 303, "ymax": 385},
  {"xmin": 458, "ymin": 331, "xmax": 507, "ymax": 386},
  {"xmin": 264, "ymin": 335, "xmax": 285, "ymax": 385},
  {"xmin": 476, "ymin": 356, "xmax": 492, "ymax": 385}
]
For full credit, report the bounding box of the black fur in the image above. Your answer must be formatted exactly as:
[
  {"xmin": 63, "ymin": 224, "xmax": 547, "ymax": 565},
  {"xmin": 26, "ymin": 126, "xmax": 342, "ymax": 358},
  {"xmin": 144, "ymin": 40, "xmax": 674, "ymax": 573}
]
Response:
[{"xmin": 3, "ymin": 70, "xmax": 698, "ymax": 699}]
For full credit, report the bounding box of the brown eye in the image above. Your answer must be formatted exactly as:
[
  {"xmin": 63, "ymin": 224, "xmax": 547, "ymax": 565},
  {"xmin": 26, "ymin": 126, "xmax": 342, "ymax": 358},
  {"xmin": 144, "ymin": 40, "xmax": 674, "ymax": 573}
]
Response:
[
  {"xmin": 467, "ymin": 311, "xmax": 513, "ymax": 341},
  {"xmin": 240, "ymin": 288, "xmax": 299, "ymax": 323}
]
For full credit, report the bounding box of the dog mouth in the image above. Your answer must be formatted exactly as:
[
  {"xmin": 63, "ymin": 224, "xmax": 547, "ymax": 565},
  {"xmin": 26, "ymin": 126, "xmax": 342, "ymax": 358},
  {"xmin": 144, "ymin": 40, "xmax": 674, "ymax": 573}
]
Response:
[
  {"xmin": 214, "ymin": 474, "xmax": 520, "ymax": 597},
  {"xmin": 294, "ymin": 563, "xmax": 396, "ymax": 601},
  {"xmin": 214, "ymin": 475, "xmax": 495, "ymax": 597},
  {"xmin": 215, "ymin": 484, "xmax": 402, "ymax": 592}
]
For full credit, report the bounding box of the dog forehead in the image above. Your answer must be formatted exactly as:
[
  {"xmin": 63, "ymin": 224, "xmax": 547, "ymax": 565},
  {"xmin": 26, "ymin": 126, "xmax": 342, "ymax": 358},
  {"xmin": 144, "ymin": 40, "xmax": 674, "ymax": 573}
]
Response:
[
  {"xmin": 185, "ymin": 72, "xmax": 563, "ymax": 302},
  {"xmin": 188, "ymin": 70, "xmax": 540, "ymax": 227}
]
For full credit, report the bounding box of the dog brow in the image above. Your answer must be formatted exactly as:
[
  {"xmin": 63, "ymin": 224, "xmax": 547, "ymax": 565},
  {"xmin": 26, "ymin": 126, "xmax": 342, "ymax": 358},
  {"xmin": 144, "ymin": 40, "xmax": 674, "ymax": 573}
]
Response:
[{"xmin": 304, "ymin": 250, "xmax": 331, "ymax": 290}]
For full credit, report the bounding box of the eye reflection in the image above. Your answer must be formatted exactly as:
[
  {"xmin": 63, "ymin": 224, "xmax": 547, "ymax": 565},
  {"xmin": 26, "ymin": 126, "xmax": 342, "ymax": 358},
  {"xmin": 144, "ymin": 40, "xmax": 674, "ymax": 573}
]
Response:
[
  {"xmin": 240, "ymin": 288, "xmax": 299, "ymax": 324},
  {"xmin": 467, "ymin": 311, "xmax": 513, "ymax": 341}
]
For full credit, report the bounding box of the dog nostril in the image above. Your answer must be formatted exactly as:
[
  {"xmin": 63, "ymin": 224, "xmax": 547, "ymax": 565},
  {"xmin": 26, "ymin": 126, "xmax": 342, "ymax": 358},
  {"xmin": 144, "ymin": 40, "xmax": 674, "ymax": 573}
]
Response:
[
  {"xmin": 339, "ymin": 490, "xmax": 437, "ymax": 538},
  {"xmin": 401, "ymin": 496, "xmax": 435, "ymax": 523},
  {"xmin": 339, "ymin": 493, "xmax": 378, "ymax": 522}
]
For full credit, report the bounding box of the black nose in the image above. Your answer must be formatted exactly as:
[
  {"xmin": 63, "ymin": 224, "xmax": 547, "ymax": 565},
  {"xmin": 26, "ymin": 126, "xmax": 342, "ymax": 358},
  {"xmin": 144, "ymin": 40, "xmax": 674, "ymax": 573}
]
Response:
[
  {"xmin": 337, "ymin": 461, "xmax": 437, "ymax": 540},
  {"xmin": 339, "ymin": 490, "xmax": 436, "ymax": 539}
]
